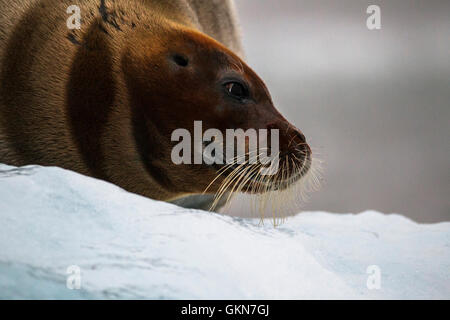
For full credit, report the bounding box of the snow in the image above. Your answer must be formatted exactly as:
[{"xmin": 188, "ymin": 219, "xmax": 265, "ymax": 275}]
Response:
[{"xmin": 0, "ymin": 164, "xmax": 449, "ymax": 299}]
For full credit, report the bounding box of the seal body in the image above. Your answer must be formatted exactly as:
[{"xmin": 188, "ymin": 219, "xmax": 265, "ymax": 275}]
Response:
[{"xmin": 0, "ymin": 0, "xmax": 312, "ymax": 210}]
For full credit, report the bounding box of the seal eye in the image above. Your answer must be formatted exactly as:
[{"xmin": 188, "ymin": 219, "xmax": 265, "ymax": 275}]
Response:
[
  {"xmin": 224, "ymin": 82, "xmax": 247, "ymax": 100},
  {"xmin": 172, "ymin": 54, "xmax": 189, "ymax": 67}
]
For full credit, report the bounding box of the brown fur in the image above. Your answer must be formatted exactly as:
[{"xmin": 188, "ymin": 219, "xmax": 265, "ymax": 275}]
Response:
[{"xmin": 0, "ymin": 0, "xmax": 310, "ymax": 207}]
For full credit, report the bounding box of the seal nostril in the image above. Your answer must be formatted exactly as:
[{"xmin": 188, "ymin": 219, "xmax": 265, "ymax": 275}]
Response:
[{"xmin": 295, "ymin": 131, "xmax": 306, "ymax": 144}]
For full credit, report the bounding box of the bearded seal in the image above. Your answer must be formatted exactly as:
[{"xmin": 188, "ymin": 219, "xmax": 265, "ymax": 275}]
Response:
[{"xmin": 0, "ymin": 0, "xmax": 313, "ymax": 214}]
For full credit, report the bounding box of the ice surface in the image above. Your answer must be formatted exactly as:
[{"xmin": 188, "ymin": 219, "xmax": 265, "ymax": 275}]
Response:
[{"xmin": 0, "ymin": 164, "xmax": 449, "ymax": 299}]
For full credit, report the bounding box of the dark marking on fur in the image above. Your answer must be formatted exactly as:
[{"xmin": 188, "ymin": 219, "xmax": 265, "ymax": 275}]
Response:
[
  {"xmin": 99, "ymin": 0, "xmax": 122, "ymax": 31},
  {"xmin": 0, "ymin": 2, "xmax": 52, "ymax": 164},
  {"xmin": 99, "ymin": 0, "xmax": 108, "ymax": 22},
  {"xmin": 121, "ymin": 53, "xmax": 176, "ymax": 191},
  {"xmin": 98, "ymin": 23, "xmax": 109, "ymax": 35},
  {"xmin": 67, "ymin": 33, "xmax": 82, "ymax": 46},
  {"xmin": 67, "ymin": 21, "xmax": 116, "ymax": 179}
]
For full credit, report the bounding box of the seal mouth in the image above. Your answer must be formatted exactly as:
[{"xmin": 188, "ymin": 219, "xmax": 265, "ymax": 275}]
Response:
[{"xmin": 209, "ymin": 151, "xmax": 312, "ymax": 193}]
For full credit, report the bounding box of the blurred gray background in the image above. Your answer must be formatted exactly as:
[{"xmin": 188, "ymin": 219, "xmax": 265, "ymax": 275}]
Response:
[{"xmin": 226, "ymin": 0, "xmax": 450, "ymax": 223}]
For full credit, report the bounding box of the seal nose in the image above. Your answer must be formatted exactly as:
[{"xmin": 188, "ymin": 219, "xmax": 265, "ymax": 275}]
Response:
[
  {"xmin": 294, "ymin": 130, "xmax": 306, "ymax": 144},
  {"xmin": 291, "ymin": 128, "xmax": 311, "ymax": 155},
  {"xmin": 266, "ymin": 121, "xmax": 311, "ymax": 155}
]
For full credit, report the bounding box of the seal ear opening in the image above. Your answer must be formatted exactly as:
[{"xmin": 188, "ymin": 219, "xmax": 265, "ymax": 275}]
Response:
[{"xmin": 172, "ymin": 54, "xmax": 189, "ymax": 67}]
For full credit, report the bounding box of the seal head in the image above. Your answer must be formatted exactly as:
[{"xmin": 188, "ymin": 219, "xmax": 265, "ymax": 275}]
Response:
[{"xmin": 122, "ymin": 25, "xmax": 312, "ymax": 200}]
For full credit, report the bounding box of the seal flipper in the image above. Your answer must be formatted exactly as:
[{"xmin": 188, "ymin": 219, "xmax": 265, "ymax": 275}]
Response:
[{"xmin": 171, "ymin": 194, "xmax": 228, "ymax": 212}]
